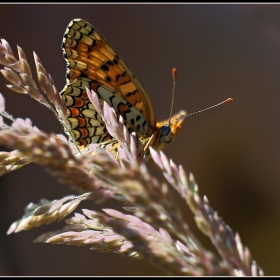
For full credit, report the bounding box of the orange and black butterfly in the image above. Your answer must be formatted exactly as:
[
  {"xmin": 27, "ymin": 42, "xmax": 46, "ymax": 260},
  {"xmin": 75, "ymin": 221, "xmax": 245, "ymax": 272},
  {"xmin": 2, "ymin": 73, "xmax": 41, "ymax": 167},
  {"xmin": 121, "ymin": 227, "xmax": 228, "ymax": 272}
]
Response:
[{"xmin": 60, "ymin": 19, "xmax": 186, "ymax": 159}]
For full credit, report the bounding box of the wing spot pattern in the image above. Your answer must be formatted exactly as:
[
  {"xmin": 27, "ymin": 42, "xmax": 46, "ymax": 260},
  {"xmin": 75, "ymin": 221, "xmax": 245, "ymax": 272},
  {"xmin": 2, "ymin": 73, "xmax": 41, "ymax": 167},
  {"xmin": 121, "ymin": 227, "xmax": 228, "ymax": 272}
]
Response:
[{"xmin": 60, "ymin": 18, "xmax": 158, "ymax": 153}]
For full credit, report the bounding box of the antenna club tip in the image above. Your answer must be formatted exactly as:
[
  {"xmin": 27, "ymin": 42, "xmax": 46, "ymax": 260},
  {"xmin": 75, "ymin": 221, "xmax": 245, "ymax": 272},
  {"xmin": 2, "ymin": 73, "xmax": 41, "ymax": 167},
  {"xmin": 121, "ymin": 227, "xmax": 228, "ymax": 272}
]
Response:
[
  {"xmin": 224, "ymin": 98, "xmax": 233, "ymax": 103},
  {"xmin": 172, "ymin": 68, "xmax": 177, "ymax": 79}
]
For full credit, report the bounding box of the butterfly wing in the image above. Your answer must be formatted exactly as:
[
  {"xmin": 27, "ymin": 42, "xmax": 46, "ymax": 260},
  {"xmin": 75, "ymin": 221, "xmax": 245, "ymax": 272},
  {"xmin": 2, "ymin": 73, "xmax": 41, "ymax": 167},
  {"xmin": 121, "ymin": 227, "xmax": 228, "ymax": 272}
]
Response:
[
  {"xmin": 60, "ymin": 77, "xmax": 113, "ymax": 147},
  {"xmin": 60, "ymin": 18, "xmax": 156, "ymax": 147}
]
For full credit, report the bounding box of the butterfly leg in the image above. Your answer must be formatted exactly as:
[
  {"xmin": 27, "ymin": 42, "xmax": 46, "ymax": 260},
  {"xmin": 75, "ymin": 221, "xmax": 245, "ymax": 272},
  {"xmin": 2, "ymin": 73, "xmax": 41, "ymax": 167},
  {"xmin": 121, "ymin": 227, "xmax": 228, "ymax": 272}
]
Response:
[{"xmin": 137, "ymin": 131, "xmax": 157, "ymax": 161}]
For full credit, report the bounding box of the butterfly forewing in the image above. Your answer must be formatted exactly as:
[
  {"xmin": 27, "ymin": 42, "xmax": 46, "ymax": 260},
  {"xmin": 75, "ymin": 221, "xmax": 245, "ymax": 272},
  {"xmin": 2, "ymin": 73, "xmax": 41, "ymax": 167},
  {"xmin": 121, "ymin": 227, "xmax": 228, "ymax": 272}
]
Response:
[{"xmin": 60, "ymin": 18, "xmax": 156, "ymax": 148}]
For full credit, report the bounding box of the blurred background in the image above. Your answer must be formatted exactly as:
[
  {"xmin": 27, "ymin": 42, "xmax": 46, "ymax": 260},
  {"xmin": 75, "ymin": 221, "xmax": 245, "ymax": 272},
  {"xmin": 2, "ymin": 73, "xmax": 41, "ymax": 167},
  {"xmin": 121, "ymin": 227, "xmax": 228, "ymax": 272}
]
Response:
[{"xmin": 0, "ymin": 3, "xmax": 280, "ymax": 276}]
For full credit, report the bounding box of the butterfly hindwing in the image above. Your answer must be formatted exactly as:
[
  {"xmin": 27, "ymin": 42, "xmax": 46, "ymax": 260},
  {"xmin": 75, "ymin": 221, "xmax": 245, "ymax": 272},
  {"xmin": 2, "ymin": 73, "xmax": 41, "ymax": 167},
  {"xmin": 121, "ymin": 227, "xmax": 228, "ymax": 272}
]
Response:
[{"xmin": 60, "ymin": 78, "xmax": 112, "ymax": 147}]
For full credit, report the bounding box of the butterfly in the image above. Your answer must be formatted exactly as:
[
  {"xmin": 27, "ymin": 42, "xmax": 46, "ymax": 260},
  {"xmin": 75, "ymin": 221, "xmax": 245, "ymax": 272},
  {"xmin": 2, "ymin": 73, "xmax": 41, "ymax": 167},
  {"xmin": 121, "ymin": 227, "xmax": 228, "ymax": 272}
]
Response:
[{"xmin": 60, "ymin": 19, "xmax": 186, "ymax": 159}]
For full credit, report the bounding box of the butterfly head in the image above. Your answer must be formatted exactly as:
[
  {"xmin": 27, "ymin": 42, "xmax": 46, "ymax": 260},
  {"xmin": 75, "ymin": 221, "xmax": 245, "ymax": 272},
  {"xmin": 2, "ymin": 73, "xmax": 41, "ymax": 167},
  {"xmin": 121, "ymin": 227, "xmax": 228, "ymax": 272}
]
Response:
[{"xmin": 151, "ymin": 110, "xmax": 187, "ymax": 152}]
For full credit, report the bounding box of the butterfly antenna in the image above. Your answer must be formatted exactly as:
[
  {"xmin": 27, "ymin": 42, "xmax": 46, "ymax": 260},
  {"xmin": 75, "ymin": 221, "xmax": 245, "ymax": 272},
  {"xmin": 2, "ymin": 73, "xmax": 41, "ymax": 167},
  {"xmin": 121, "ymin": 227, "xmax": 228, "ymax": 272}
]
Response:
[
  {"xmin": 176, "ymin": 98, "xmax": 233, "ymax": 122},
  {"xmin": 168, "ymin": 68, "xmax": 177, "ymax": 124},
  {"xmin": 188, "ymin": 98, "xmax": 233, "ymax": 117}
]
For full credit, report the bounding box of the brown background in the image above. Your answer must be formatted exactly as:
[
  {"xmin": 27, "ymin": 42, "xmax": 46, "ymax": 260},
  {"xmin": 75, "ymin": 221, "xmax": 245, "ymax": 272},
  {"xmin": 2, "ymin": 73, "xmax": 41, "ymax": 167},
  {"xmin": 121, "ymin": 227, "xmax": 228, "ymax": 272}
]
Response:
[{"xmin": 0, "ymin": 3, "xmax": 280, "ymax": 276}]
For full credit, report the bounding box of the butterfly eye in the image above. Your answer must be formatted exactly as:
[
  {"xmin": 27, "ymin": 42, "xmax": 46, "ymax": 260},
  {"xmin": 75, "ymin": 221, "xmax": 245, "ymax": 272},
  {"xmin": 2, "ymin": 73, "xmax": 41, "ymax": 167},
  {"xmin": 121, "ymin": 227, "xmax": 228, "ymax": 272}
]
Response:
[{"xmin": 160, "ymin": 124, "xmax": 171, "ymax": 137}]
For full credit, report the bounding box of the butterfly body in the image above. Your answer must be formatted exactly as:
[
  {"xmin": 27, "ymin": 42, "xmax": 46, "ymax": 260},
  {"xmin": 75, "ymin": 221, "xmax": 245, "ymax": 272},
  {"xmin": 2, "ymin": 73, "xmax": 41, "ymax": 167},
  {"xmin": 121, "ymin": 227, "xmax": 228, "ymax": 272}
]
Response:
[{"xmin": 60, "ymin": 19, "xmax": 185, "ymax": 159}]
